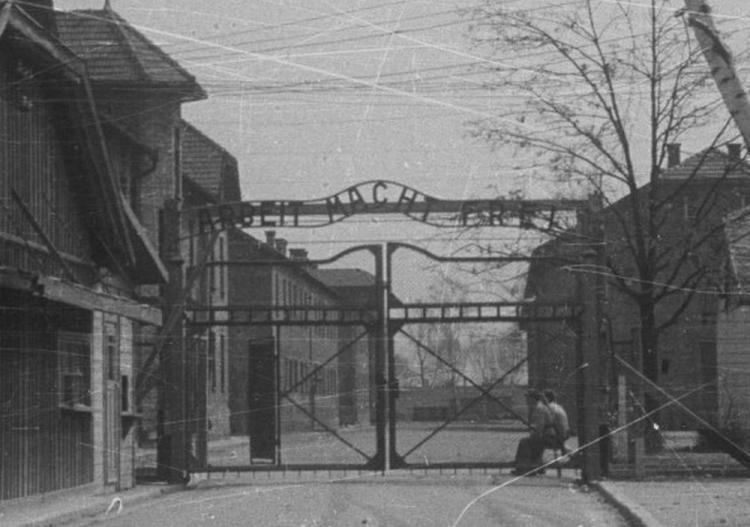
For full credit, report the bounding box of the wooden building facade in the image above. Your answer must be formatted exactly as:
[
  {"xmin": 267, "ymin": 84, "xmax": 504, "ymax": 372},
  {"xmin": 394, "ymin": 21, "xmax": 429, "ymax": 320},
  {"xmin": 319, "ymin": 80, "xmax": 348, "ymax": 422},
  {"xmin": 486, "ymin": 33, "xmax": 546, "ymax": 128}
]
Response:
[{"xmin": 1, "ymin": 2, "xmax": 163, "ymax": 500}]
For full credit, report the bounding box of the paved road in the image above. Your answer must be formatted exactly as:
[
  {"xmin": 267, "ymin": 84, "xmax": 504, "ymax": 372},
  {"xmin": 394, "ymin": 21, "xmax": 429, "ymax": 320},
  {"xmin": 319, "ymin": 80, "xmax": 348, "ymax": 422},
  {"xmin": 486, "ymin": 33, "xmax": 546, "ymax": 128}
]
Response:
[{"xmin": 77, "ymin": 474, "xmax": 627, "ymax": 527}]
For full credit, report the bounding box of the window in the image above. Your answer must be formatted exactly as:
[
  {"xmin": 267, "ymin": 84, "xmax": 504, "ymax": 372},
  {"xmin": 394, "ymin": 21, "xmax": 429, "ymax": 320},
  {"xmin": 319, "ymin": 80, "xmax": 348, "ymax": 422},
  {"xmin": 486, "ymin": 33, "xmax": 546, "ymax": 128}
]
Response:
[
  {"xmin": 660, "ymin": 359, "xmax": 671, "ymax": 376},
  {"xmin": 683, "ymin": 196, "xmax": 701, "ymax": 222},
  {"xmin": 300, "ymin": 362, "xmax": 308, "ymax": 394},
  {"xmin": 218, "ymin": 237, "xmax": 225, "ymax": 300},
  {"xmin": 220, "ymin": 334, "xmax": 226, "ymax": 393},
  {"xmin": 275, "ymin": 274, "xmax": 281, "ymax": 306},
  {"xmin": 122, "ymin": 375, "xmax": 130, "ymax": 412},
  {"xmin": 292, "ymin": 360, "xmax": 299, "ymax": 392},
  {"xmin": 208, "ymin": 331, "xmax": 216, "ymax": 393},
  {"xmin": 106, "ymin": 332, "xmax": 117, "ymax": 381},
  {"xmin": 174, "ymin": 126, "xmax": 182, "ymax": 199},
  {"xmin": 58, "ymin": 334, "xmax": 91, "ymax": 408}
]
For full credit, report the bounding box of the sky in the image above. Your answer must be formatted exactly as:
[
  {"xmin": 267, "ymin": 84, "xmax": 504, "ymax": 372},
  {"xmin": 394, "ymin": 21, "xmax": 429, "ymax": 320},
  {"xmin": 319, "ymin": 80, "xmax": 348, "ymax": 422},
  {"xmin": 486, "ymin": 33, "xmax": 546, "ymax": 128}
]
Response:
[{"xmin": 54, "ymin": 0, "xmax": 750, "ymax": 280}]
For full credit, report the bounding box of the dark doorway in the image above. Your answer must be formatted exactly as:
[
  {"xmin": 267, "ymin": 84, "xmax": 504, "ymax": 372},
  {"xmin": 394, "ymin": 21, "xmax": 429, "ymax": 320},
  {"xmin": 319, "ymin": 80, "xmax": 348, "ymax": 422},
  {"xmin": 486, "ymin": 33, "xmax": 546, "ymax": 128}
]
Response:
[{"xmin": 248, "ymin": 338, "xmax": 277, "ymax": 462}]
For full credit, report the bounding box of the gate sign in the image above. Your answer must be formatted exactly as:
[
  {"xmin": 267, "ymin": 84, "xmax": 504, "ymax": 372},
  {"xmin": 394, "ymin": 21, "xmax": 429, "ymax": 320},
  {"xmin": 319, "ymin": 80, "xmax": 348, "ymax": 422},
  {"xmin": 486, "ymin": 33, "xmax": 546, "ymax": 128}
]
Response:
[{"xmin": 188, "ymin": 180, "xmax": 584, "ymax": 231}]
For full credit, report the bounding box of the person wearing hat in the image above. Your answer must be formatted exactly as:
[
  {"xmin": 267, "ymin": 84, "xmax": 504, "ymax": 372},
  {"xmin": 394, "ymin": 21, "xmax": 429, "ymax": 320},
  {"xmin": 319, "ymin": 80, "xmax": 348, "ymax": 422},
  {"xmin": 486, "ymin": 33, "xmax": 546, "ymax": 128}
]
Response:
[{"xmin": 512, "ymin": 389, "xmax": 554, "ymax": 475}]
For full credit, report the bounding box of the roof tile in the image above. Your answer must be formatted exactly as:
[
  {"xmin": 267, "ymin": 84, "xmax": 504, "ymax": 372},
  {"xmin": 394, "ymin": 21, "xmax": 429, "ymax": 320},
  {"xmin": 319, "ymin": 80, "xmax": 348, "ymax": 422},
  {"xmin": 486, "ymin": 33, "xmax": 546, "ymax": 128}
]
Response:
[{"xmin": 55, "ymin": 8, "xmax": 203, "ymax": 97}]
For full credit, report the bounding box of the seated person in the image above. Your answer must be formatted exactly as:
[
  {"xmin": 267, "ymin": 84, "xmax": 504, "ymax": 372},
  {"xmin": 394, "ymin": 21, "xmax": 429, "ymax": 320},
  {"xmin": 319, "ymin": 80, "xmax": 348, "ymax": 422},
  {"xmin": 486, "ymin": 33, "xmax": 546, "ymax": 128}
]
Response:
[
  {"xmin": 512, "ymin": 390, "xmax": 556, "ymax": 475},
  {"xmin": 544, "ymin": 389, "xmax": 570, "ymax": 455}
]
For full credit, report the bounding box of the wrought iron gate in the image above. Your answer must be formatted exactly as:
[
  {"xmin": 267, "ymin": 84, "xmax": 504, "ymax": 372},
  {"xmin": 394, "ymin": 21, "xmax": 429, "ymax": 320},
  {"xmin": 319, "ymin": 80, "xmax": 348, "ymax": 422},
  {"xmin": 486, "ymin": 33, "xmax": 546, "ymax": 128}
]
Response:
[
  {"xmin": 152, "ymin": 181, "xmax": 604, "ymax": 479},
  {"xmin": 182, "ymin": 241, "xmax": 582, "ymax": 474},
  {"xmin": 185, "ymin": 244, "xmax": 386, "ymax": 472}
]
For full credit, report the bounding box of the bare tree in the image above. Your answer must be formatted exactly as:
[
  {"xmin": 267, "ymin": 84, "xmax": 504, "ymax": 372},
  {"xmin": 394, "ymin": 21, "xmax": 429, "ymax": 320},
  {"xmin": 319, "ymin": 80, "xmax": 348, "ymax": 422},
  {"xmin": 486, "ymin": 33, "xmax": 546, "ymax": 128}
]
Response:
[{"xmin": 467, "ymin": 0, "xmax": 750, "ymax": 448}]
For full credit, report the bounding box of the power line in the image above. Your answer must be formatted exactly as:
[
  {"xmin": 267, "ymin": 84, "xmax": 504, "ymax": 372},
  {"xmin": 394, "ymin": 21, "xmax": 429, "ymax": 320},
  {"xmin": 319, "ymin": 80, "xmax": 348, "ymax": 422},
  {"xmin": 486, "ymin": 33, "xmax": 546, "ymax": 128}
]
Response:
[{"xmin": 167, "ymin": 7, "xmax": 463, "ymax": 56}]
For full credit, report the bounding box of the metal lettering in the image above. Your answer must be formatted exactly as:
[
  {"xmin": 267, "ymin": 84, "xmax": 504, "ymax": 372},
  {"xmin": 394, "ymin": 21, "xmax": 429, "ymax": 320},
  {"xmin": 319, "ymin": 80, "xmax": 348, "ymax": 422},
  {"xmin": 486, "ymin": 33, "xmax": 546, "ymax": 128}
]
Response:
[
  {"xmin": 347, "ymin": 186, "xmax": 367, "ymax": 213},
  {"xmin": 326, "ymin": 194, "xmax": 350, "ymax": 221},
  {"xmin": 461, "ymin": 201, "xmax": 480, "ymax": 226},
  {"xmin": 372, "ymin": 181, "xmax": 388, "ymax": 205},
  {"xmin": 422, "ymin": 195, "xmax": 435, "ymax": 222},
  {"xmin": 259, "ymin": 201, "xmax": 276, "ymax": 227},
  {"xmin": 396, "ymin": 187, "xmax": 419, "ymax": 213},
  {"xmin": 237, "ymin": 202, "xmax": 255, "ymax": 228},
  {"xmin": 488, "ymin": 201, "xmax": 504, "ymax": 226},
  {"xmin": 288, "ymin": 201, "xmax": 302, "ymax": 226},
  {"xmin": 185, "ymin": 180, "xmax": 582, "ymax": 232}
]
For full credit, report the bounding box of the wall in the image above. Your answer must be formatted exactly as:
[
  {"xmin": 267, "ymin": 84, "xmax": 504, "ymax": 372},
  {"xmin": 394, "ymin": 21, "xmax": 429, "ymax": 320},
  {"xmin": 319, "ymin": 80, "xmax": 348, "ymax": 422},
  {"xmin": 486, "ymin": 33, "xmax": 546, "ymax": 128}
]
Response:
[
  {"xmin": 525, "ymin": 176, "xmax": 750, "ymax": 431},
  {"xmin": 0, "ymin": 292, "xmax": 94, "ymax": 500},
  {"xmin": 274, "ymin": 266, "xmax": 341, "ymax": 432},
  {"xmin": 396, "ymin": 385, "xmax": 528, "ymax": 423},
  {"xmin": 0, "ymin": 49, "xmax": 96, "ymax": 282},
  {"xmin": 717, "ymin": 305, "xmax": 750, "ymax": 433}
]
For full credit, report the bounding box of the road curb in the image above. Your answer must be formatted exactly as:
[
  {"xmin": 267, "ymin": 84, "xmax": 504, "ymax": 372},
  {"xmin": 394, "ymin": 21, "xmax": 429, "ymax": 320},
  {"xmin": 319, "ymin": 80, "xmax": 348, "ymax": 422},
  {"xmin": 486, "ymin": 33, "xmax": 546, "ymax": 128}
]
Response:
[
  {"xmin": 8, "ymin": 484, "xmax": 183, "ymax": 527},
  {"xmin": 592, "ymin": 481, "xmax": 666, "ymax": 527}
]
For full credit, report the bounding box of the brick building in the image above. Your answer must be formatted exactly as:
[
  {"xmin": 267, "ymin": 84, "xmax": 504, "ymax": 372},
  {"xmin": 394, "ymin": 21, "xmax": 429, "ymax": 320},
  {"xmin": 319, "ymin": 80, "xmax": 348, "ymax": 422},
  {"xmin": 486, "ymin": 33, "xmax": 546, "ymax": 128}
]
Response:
[
  {"xmin": 180, "ymin": 120, "xmax": 241, "ymax": 441},
  {"xmin": 226, "ymin": 232, "xmax": 351, "ymax": 460},
  {"xmin": 716, "ymin": 207, "xmax": 750, "ymax": 440},
  {"xmin": 524, "ymin": 144, "xmax": 750, "ymax": 430},
  {"xmin": 309, "ymin": 268, "xmax": 381, "ymax": 427}
]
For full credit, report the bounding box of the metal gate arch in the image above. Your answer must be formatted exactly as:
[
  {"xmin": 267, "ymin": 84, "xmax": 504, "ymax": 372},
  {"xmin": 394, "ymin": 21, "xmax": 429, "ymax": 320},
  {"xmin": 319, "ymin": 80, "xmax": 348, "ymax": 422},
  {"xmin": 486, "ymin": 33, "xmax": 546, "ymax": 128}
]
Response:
[{"xmin": 159, "ymin": 182, "xmax": 605, "ymax": 479}]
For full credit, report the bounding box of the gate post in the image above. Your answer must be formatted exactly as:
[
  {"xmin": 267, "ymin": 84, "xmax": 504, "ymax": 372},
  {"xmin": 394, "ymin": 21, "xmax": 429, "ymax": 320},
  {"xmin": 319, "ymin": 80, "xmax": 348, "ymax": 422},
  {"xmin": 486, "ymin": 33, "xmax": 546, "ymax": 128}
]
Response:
[
  {"xmin": 157, "ymin": 199, "xmax": 189, "ymax": 483},
  {"xmin": 386, "ymin": 244, "xmax": 406, "ymax": 468},
  {"xmin": 576, "ymin": 195, "xmax": 605, "ymax": 481},
  {"xmin": 371, "ymin": 245, "xmax": 387, "ymax": 471}
]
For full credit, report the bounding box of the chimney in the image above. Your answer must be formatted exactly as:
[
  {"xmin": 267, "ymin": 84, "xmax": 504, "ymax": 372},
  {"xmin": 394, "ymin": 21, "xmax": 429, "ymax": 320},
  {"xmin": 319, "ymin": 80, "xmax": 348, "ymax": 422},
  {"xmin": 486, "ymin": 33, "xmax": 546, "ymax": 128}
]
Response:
[
  {"xmin": 667, "ymin": 143, "xmax": 681, "ymax": 168},
  {"xmin": 289, "ymin": 248, "xmax": 308, "ymax": 261},
  {"xmin": 727, "ymin": 143, "xmax": 742, "ymax": 161},
  {"xmin": 265, "ymin": 230, "xmax": 276, "ymax": 247},
  {"xmin": 275, "ymin": 238, "xmax": 288, "ymax": 256}
]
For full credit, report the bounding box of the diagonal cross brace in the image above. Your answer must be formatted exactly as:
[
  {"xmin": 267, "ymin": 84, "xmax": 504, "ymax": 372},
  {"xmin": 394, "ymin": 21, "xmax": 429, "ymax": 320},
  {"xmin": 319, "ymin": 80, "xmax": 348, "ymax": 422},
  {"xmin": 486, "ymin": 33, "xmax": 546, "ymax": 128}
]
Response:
[
  {"xmin": 399, "ymin": 328, "xmax": 530, "ymax": 425},
  {"xmin": 401, "ymin": 355, "xmax": 529, "ymax": 459},
  {"xmin": 279, "ymin": 329, "xmax": 368, "ymax": 400},
  {"xmin": 281, "ymin": 392, "xmax": 373, "ymax": 462}
]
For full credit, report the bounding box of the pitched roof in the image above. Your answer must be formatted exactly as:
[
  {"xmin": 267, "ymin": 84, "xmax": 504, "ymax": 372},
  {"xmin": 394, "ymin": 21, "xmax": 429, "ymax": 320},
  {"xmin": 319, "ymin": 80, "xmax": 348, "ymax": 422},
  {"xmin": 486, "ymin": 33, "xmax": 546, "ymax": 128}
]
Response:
[
  {"xmin": 54, "ymin": 7, "xmax": 205, "ymax": 100},
  {"xmin": 0, "ymin": 2, "xmax": 166, "ymax": 284},
  {"xmin": 309, "ymin": 268, "xmax": 376, "ymax": 288},
  {"xmin": 181, "ymin": 121, "xmax": 241, "ymax": 202},
  {"xmin": 310, "ymin": 268, "xmax": 404, "ymax": 308},
  {"xmin": 661, "ymin": 148, "xmax": 750, "ymax": 180},
  {"xmin": 725, "ymin": 207, "xmax": 750, "ymax": 297}
]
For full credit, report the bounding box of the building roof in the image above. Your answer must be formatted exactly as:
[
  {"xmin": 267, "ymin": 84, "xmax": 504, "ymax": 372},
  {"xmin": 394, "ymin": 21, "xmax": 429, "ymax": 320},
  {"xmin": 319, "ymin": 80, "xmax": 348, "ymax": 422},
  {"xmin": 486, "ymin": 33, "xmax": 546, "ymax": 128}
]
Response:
[
  {"xmin": 309, "ymin": 268, "xmax": 376, "ymax": 288},
  {"xmin": 661, "ymin": 148, "xmax": 750, "ymax": 180},
  {"xmin": 725, "ymin": 207, "xmax": 750, "ymax": 297},
  {"xmin": 524, "ymin": 144, "xmax": 750, "ymax": 306},
  {"xmin": 181, "ymin": 120, "xmax": 241, "ymax": 202},
  {"xmin": 0, "ymin": 1, "xmax": 166, "ymax": 285},
  {"xmin": 310, "ymin": 267, "xmax": 405, "ymax": 309},
  {"xmin": 54, "ymin": 7, "xmax": 205, "ymax": 100}
]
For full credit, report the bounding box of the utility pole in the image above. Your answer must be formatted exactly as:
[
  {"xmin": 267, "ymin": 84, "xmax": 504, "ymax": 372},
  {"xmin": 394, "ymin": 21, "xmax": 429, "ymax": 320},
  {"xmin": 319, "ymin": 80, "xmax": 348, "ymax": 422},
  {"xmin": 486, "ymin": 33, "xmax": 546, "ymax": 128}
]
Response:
[
  {"xmin": 576, "ymin": 195, "xmax": 605, "ymax": 481},
  {"xmin": 684, "ymin": 0, "xmax": 750, "ymax": 150},
  {"xmin": 157, "ymin": 199, "xmax": 188, "ymax": 483}
]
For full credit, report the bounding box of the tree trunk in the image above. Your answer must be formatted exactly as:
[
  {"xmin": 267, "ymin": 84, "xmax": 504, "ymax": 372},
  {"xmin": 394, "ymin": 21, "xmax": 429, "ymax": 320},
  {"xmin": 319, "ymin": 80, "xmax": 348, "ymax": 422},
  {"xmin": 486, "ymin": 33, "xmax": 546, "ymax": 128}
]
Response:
[{"xmin": 640, "ymin": 300, "xmax": 663, "ymax": 453}]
